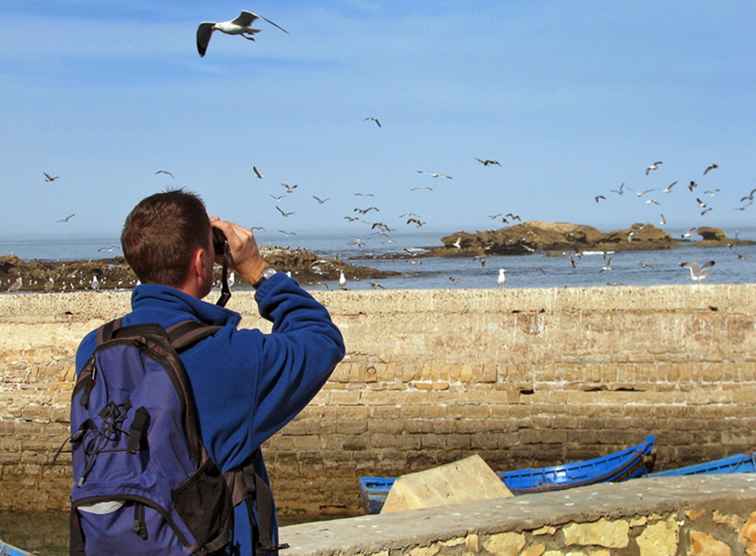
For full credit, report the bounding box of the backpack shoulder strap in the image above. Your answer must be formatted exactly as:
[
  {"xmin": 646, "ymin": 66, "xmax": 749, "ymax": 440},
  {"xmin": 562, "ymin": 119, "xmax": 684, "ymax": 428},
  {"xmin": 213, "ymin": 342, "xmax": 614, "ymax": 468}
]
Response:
[
  {"xmin": 95, "ymin": 318, "xmax": 124, "ymax": 346},
  {"xmin": 166, "ymin": 320, "xmax": 222, "ymax": 352}
]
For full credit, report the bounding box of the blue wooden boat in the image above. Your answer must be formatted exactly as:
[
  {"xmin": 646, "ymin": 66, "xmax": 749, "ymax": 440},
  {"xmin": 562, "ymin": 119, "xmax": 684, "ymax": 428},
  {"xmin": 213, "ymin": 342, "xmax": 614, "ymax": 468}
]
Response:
[
  {"xmin": 359, "ymin": 435, "xmax": 656, "ymax": 514},
  {"xmin": 0, "ymin": 539, "xmax": 33, "ymax": 556},
  {"xmin": 647, "ymin": 451, "xmax": 756, "ymax": 478}
]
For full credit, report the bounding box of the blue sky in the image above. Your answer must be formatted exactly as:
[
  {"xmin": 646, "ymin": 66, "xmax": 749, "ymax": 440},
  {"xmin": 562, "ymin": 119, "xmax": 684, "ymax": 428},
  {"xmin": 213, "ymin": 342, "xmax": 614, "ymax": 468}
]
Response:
[{"xmin": 1, "ymin": 0, "xmax": 755, "ymax": 239}]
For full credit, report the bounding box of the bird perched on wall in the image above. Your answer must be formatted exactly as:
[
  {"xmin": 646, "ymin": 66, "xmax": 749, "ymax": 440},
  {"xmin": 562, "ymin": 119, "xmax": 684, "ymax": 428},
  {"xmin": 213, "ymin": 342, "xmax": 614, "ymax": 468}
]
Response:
[
  {"xmin": 197, "ymin": 10, "xmax": 288, "ymax": 57},
  {"xmin": 680, "ymin": 260, "xmax": 715, "ymax": 281},
  {"xmin": 497, "ymin": 269, "xmax": 507, "ymax": 287}
]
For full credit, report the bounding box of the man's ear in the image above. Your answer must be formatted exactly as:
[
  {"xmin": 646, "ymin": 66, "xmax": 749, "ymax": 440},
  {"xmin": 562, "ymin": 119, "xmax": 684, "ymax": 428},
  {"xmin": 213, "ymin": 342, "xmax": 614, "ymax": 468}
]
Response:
[{"xmin": 192, "ymin": 247, "xmax": 207, "ymax": 280}]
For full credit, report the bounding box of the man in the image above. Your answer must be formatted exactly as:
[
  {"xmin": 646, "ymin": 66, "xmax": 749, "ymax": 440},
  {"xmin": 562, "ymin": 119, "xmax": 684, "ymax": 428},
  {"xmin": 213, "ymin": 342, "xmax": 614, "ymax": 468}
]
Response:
[{"xmin": 75, "ymin": 190, "xmax": 345, "ymax": 554}]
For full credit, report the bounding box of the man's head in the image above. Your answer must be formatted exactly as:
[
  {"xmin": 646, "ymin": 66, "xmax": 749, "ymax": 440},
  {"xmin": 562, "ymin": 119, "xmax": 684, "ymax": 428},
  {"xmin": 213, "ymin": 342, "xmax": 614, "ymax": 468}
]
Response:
[{"xmin": 121, "ymin": 189, "xmax": 215, "ymax": 298}]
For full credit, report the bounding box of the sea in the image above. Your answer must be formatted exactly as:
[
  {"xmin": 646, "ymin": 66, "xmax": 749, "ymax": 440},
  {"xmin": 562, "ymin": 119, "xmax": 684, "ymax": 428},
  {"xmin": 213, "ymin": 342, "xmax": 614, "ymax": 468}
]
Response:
[{"xmin": 1, "ymin": 227, "xmax": 756, "ymax": 290}]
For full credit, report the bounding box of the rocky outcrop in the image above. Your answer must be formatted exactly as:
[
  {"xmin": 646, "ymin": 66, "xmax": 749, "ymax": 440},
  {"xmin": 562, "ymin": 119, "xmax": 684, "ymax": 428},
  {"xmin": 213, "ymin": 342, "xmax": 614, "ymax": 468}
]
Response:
[
  {"xmin": 435, "ymin": 221, "xmax": 676, "ymax": 256},
  {"xmin": 696, "ymin": 227, "xmax": 727, "ymax": 241},
  {"xmin": 0, "ymin": 247, "xmax": 395, "ymax": 293}
]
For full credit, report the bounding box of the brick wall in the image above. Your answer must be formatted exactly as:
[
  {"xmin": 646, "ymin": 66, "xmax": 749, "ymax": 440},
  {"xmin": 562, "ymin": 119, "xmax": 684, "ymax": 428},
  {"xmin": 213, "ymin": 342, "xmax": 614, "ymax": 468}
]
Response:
[{"xmin": 0, "ymin": 285, "xmax": 754, "ymax": 516}]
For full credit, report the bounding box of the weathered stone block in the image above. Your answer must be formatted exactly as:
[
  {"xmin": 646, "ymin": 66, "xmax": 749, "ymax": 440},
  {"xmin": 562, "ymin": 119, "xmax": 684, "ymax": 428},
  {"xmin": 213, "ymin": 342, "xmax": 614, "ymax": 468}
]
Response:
[
  {"xmin": 636, "ymin": 516, "xmax": 679, "ymax": 556},
  {"xmin": 688, "ymin": 531, "xmax": 732, "ymax": 556},
  {"xmin": 563, "ymin": 518, "xmax": 630, "ymax": 548}
]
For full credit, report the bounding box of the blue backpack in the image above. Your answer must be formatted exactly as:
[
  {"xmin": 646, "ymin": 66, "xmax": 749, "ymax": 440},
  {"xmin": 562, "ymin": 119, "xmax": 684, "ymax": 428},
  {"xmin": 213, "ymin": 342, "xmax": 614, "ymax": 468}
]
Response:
[{"xmin": 65, "ymin": 318, "xmax": 280, "ymax": 555}]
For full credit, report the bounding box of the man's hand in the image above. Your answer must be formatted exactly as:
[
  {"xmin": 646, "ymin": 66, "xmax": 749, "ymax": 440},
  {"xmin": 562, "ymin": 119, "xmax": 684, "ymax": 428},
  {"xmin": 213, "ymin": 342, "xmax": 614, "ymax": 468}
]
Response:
[{"xmin": 210, "ymin": 217, "xmax": 268, "ymax": 284}]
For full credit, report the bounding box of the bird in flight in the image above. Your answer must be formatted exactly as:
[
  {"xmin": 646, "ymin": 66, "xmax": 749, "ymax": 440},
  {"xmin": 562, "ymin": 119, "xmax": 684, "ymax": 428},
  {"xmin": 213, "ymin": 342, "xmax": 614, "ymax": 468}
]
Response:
[
  {"xmin": 270, "ymin": 194, "xmax": 285, "ymax": 200},
  {"xmin": 703, "ymin": 163, "xmax": 719, "ymax": 175},
  {"xmin": 636, "ymin": 188, "xmax": 655, "ymax": 198},
  {"xmin": 275, "ymin": 206, "xmax": 295, "ymax": 217},
  {"xmin": 43, "ymin": 172, "xmax": 60, "ymax": 183},
  {"xmin": 252, "ymin": 166, "xmax": 264, "ymax": 179},
  {"xmin": 594, "ymin": 195, "xmax": 607, "ymax": 204},
  {"xmin": 695, "ymin": 197, "xmax": 708, "ymax": 209},
  {"xmin": 680, "ymin": 260, "xmax": 715, "ymax": 281},
  {"xmin": 281, "ymin": 183, "xmax": 298, "ymax": 193},
  {"xmin": 703, "ymin": 188, "xmax": 720, "ymax": 197},
  {"xmin": 277, "ymin": 229, "xmax": 297, "ymax": 236},
  {"xmin": 475, "ymin": 158, "xmax": 501, "ymax": 167},
  {"xmin": 344, "ymin": 216, "xmax": 361, "ymax": 223},
  {"xmin": 645, "ymin": 198, "xmax": 660, "ymax": 206},
  {"xmin": 739, "ymin": 188, "xmax": 756, "ymax": 203},
  {"xmin": 688, "ymin": 181, "xmax": 698, "ymax": 192},
  {"xmin": 371, "ymin": 222, "xmax": 393, "ymax": 234},
  {"xmin": 645, "ymin": 161, "xmax": 663, "ymax": 175},
  {"xmin": 700, "ymin": 207, "xmax": 713, "ymax": 216},
  {"xmin": 364, "ymin": 117, "xmax": 382, "ymax": 128},
  {"xmin": 354, "ymin": 192, "xmax": 375, "ymax": 197},
  {"xmin": 452, "ymin": 237, "xmax": 462, "ymax": 249},
  {"xmin": 312, "ymin": 195, "xmax": 330, "ymax": 205},
  {"xmin": 155, "ymin": 169, "xmax": 174, "ymax": 179},
  {"xmin": 406, "ymin": 217, "xmax": 426, "ymax": 228},
  {"xmin": 354, "ymin": 207, "xmax": 380, "ymax": 215},
  {"xmin": 250, "ymin": 226, "xmax": 265, "ymax": 232},
  {"xmin": 197, "ymin": 10, "xmax": 288, "ymax": 57},
  {"xmin": 417, "ymin": 170, "xmax": 452, "ymax": 179},
  {"xmin": 410, "ymin": 186, "xmax": 433, "ymax": 192},
  {"xmin": 610, "ymin": 183, "xmax": 625, "ymax": 196},
  {"xmin": 97, "ymin": 245, "xmax": 120, "ymax": 253},
  {"xmin": 663, "ymin": 181, "xmax": 678, "ymax": 193},
  {"xmin": 660, "ymin": 214, "xmax": 667, "ymax": 226},
  {"xmin": 57, "ymin": 213, "xmax": 75, "ymax": 223}
]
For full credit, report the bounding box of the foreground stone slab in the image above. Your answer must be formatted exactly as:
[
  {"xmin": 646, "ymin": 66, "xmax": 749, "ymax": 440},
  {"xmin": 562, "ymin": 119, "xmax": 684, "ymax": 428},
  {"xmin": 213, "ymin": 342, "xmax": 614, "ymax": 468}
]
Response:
[
  {"xmin": 381, "ymin": 455, "xmax": 512, "ymax": 513},
  {"xmin": 280, "ymin": 475, "xmax": 756, "ymax": 556}
]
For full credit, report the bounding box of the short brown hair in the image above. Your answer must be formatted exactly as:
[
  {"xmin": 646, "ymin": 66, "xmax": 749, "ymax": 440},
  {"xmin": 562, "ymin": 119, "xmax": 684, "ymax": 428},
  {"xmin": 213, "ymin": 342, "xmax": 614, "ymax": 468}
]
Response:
[{"xmin": 121, "ymin": 189, "xmax": 211, "ymax": 287}]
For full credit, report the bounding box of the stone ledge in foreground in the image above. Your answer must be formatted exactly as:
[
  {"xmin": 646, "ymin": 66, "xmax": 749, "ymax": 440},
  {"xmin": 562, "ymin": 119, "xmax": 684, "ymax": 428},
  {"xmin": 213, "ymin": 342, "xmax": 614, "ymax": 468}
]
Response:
[{"xmin": 280, "ymin": 474, "xmax": 756, "ymax": 555}]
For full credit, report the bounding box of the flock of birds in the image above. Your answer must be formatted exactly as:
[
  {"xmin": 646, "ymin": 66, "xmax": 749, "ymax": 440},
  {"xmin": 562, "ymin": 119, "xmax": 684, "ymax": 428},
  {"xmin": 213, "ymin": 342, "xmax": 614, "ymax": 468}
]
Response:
[{"xmin": 34, "ymin": 9, "xmax": 756, "ymax": 290}]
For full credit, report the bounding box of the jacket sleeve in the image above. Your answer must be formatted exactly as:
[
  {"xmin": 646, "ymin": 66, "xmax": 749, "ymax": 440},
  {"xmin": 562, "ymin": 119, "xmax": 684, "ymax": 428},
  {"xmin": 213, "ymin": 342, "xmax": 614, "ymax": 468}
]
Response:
[{"xmin": 249, "ymin": 273, "xmax": 345, "ymax": 444}]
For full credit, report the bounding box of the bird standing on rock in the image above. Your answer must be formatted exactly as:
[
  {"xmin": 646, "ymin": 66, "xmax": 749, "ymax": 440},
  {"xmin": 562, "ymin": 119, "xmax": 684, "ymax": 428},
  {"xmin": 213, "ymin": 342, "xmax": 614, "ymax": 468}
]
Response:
[
  {"xmin": 497, "ymin": 269, "xmax": 507, "ymax": 287},
  {"xmin": 339, "ymin": 271, "xmax": 347, "ymax": 290},
  {"xmin": 197, "ymin": 10, "xmax": 288, "ymax": 57}
]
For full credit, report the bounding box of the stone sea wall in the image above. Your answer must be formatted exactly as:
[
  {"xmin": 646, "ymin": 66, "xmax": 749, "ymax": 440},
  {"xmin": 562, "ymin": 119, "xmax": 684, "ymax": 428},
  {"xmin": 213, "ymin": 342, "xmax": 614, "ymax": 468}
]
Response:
[
  {"xmin": 0, "ymin": 285, "xmax": 755, "ymax": 515},
  {"xmin": 280, "ymin": 475, "xmax": 756, "ymax": 556}
]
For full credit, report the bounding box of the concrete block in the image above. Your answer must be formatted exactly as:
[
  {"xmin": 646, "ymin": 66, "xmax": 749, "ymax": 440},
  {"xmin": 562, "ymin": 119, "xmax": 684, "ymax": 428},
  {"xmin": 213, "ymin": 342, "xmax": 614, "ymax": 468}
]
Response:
[{"xmin": 380, "ymin": 454, "xmax": 512, "ymax": 513}]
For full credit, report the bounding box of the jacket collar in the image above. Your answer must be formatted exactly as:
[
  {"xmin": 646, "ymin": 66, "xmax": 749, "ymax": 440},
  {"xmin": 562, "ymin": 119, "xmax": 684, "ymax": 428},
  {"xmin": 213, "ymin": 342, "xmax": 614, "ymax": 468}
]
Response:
[{"xmin": 131, "ymin": 284, "xmax": 241, "ymax": 327}]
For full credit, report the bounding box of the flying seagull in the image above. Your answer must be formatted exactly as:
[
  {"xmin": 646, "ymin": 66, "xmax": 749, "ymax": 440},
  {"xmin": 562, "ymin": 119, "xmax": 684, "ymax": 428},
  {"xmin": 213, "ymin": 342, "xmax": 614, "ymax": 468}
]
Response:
[
  {"xmin": 275, "ymin": 206, "xmax": 295, "ymax": 217},
  {"xmin": 344, "ymin": 216, "xmax": 361, "ymax": 222},
  {"xmin": 663, "ymin": 181, "xmax": 678, "ymax": 193},
  {"xmin": 695, "ymin": 197, "xmax": 708, "ymax": 209},
  {"xmin": 252, "ymin": 165, "xmax": 264, "ymax": 179},
  {"xmin": 452, "ymin": 236, "xmax": 462, "ymax": 249},
  {"xmin": 645, "ymin": 198, "xmax": 660, "ymax": 206},
  {"xmin": 43, "ymin": 172, "xmax": 60, "ymax": 182},
  {"xmin": 406, "ymin": 217, "xmax": 425, "ymax": 228},
  {"xmin": 57, "ymin": 213, "xmax": 75, "ymax": 223},
  {"xmin": 354, "ymin": 192, "xmax": 375, "ymax": 197},
  {"xmin": 354, "ymin": 207, "xmax": 380, "ymax": 215},
  {"xmin": 680, "ymin": 260, "xmax": 715, "ymax": 281},
  {"xmin": 703, "ymin": 188, "xmax": 720, "ymax": 197},
  {"xmin": 703, "ymin": 163, "xmax": 719, "ymax": 175},
  {"xmin": 688, "ymin": 180, "xmax": 698, "ymax": 192},
  {"xmin": 364, "ymin": 117, "xmax": 381, "ymax": 128},
  {"xmin": 417, "ymin": 170, "xmax": 452, "ymax": 179},
  {"xmin": 371, "ymin": 222, "xmax": 393, "ymax": 234},
  {"xmin": 475, "ymin": 158, "xmax": 501, "ymax": 167},
  {"xmin": 277, "ymin": 229, "xmax": 297, "ymax": 236},
  {"xmin": 636, "ymin": 188, "xmax": 655, "ymax": 198},
  {"xmin": 700, "ymin": 207, "xmax": 713, "ymax": 216},
  {"xmin": 594, "ymin": 195, "xmax": 607, "ymax": 204},
  {"xmin": 410, "ymin": 186, "xmax": 433, "ymax": 192},
  {"xmin": 270, "ymin": 194, "xmax": 285, "ymax": 200},
  {"xmin": 281, "ymin": 182, "xmax": 298, "ymax": 193},
  {"xmin": 197, "ymin": 10, "xmax": 288, "ymax": 57},
  {"xmin": 610, "ymin": 183, "xmax": 625, "ymax": 196},
  {"xmin": 645, "ymin": 161, "xmax": 663, "ymax": 175},
  {"xmin": 660, "ymin": 213, "xmax": 667, "ymax": 226},
  {"xmin": 312, "ymin": 195, "xmax": 330, "ymax": 205},
  {"xmin": 155, "ymin": 169, "xmax": 174, "ymax": 179}
]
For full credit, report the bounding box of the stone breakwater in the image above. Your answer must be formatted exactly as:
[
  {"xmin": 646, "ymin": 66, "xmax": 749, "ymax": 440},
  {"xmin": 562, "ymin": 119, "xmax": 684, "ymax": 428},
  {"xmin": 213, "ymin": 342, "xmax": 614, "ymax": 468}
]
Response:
[
  {"xmin": 280, "ymin": 475, "xmax": 756, "ymax": 556},
  {"xmin": 0, "ymin": 285, "xmax": 755, "ymax": 516}
]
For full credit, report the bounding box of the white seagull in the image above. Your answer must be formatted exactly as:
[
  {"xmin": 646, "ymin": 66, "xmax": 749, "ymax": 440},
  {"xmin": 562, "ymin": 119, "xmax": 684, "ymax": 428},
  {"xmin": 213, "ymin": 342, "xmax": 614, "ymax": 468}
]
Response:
[
  {"xmin": 497, "ymin": 269, "xmax": 507, "ymax": 287},
  {"xmin": 197, "ymin": 10, "xmax": 288, "ymax": 58},
  {"xmin": 338, "ymin": 271, "xmax": 347, "ymax": 290},
  {"xmin": 680, "ymin": 260, "xmax": 715, "ymax": 282},
  {"xmin": 645, "ymin": 161, "xmax": 663, "ymax": 175}
]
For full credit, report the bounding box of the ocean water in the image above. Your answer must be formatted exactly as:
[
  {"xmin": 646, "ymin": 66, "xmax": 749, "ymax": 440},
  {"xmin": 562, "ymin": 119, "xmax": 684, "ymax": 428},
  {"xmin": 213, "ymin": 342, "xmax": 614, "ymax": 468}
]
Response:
[{"xmin": 1, "ymin": 227, "xmax": 755, "ymax": 290}]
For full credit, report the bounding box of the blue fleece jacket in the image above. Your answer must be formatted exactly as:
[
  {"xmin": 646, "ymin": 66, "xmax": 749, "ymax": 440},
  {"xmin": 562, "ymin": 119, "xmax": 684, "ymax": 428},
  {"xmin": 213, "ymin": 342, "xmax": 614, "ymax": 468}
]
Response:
[{"xmin": 75, "ymin": 273, "xmax": 345, "ymax": 555}]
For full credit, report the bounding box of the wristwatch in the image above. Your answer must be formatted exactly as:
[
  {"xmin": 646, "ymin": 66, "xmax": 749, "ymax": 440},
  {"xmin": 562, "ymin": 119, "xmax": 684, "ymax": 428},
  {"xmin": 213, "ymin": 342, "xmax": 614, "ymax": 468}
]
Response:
[{"xmin": 252, "ymin": 267, "xmax": 278, "ymax": 289}]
